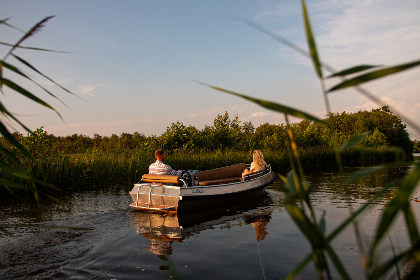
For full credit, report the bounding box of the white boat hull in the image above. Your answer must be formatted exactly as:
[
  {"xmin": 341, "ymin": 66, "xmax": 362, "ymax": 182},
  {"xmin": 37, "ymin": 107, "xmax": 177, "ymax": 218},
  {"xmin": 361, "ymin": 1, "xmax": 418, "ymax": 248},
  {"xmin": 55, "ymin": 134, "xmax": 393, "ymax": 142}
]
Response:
[{"xmin": 130, "ymin": 166, "xmax": 275, "ymax": 212}]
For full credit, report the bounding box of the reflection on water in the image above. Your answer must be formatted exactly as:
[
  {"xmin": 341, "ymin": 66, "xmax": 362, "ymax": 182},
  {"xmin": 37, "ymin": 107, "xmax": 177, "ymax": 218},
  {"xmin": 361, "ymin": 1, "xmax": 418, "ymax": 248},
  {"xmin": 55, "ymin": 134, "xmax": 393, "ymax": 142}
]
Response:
[
  {"xmin": 0, "ymin": 165, "xmax": 419, "ymax": 279},
  {"xmin": 130, "ymin": 193, "xmax": 275, "ymax": 273},
  {"xmin": 131, "ymin": 192, "xmax": 275, "ymax": 254}
]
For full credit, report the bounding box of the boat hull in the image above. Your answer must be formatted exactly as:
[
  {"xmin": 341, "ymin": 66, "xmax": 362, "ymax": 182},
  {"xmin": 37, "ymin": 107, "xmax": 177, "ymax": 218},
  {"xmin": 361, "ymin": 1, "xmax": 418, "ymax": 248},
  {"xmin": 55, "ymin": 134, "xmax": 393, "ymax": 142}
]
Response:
[{"xmin": 130, "ymin": 167, "xmax": 276, "ymax": 212}]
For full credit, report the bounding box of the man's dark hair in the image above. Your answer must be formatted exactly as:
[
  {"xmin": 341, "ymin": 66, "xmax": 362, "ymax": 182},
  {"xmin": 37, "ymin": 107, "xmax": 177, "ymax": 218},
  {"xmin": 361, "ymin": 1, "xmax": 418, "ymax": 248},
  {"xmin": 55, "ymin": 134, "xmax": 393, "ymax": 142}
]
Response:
[{"xmin": 155, "ymin": 149, "xmax": 164, "ymax": 157}]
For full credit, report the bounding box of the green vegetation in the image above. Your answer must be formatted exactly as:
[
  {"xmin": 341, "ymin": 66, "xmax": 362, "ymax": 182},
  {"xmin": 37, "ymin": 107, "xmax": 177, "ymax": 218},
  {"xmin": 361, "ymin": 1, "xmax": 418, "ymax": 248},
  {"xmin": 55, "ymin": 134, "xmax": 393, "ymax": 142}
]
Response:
[
  {"xmin": 1, "ymin": 143, "xmax": 406, "ymax": 190},
  {"xmin": 0, "ymin": 106, "xmax": 411, "ymax": 189},
  {"xmin": 0, "ymin": 17, "xmax": 74, "ymax": 202},
  {"xmin": 413, "ymin": 140, "xmax": 420, "ymax": 153},
  {"xmin": 6, "ymin": 106, "xmax": 413, "ymax": 156},
  {"xmin": 205, "ymin": 1, "xmax": 420, "ymax": 279},
  {"xmin": 2, "ymin": 6, "xmax": 420, "ymax": 279}
]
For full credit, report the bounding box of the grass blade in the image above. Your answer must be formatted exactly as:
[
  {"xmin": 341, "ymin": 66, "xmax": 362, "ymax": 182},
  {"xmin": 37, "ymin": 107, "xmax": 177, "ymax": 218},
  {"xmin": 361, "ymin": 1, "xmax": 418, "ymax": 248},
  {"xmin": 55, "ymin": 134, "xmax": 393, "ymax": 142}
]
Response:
[
  {"xmin": 0, "ymin": 17, "xmax": 25, "ymax": 32},
  {"xmin": 372, "ymin": 162, "xmax": 420, "ymax": 249},
  {"xmin": 1, "ymin": 77, "xmax": 57, "ymax": 112},
  {"xmin": 338, "ymin": 132, "xmax": 369, "ymax": 152},
  {"xmin": 3, "ymin": 16, "xmax": 54, "ymax": 60},
  {"xmin": 12, "ymin": 54, "xmax": 75, "ymax": 96},
  {"xmin": 328, "ymin": 59, "xmax": 420, "ymax": 92},
  {"xmin": 369, "ymin": 244, "xmax": 419, "ymax": 279},
  {"xmin": 2, "ymin": 59, "xmax": 72, "ymax": 107},
  {"xmin": 328, "ymin": 65, "xmax": 381, "ymax": 78},
  {"xmin": 345, "ymin": 166, "xmax": 383, "ymax": 184},
  {"xmin": 0, "ymin": 42, "xmax": 62, "ymax": 52},
  {"xmin": 0, "ymin": 121, "xmax": 34, "ymax": 160},
  {"xmin": 301, "ymin": 0, "xmax": 322, "ymax": 79},
  {"xmin": 403, "ymin": 204, "xmax": 420, "ymax": 245},
  {"xmin": 197, "ymin": 81, "xmax": 324, "ymax": 124}
]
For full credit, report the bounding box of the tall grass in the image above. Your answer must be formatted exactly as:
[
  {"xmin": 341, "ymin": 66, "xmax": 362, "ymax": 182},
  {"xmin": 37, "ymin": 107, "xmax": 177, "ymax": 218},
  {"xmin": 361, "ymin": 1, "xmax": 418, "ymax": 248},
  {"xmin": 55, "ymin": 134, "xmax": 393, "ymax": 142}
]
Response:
[
  {"xmin": 3, "ymin": 147, "xmax": 405, "ymax": 192},
  {"xmin": 0, "ymin": 17, "xmax": 75, "ymax": 202},
  {"xmin": 202, "ymin": 1, "xmax": 420, "ymax": 279}
]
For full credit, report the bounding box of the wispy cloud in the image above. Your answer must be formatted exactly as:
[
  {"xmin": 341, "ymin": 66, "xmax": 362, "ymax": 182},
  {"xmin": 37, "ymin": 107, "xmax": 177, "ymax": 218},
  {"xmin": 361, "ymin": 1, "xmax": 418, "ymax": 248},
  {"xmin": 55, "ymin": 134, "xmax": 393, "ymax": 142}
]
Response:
[
  {"xmin": 249, "ymin": 111, "xmax": 268, "ymax": 118},
  {"xmin": 316, "ymin": 0, "xmax": 420, "ymax": 67},
  {"xmin": 77, "ymin": 84, "xmax": 100, "ymax": 97},
  {"xmin": 257, "ymin": 0, "xmax": 420, "ymax": 138}
]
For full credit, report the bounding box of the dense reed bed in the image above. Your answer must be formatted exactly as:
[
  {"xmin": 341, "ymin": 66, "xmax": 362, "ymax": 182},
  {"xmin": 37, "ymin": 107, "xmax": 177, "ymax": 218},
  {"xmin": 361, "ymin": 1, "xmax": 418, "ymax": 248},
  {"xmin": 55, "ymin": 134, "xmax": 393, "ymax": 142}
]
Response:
[{"xmin": 16, "ymin": 146, "xmax": 406, "ymax": 190}]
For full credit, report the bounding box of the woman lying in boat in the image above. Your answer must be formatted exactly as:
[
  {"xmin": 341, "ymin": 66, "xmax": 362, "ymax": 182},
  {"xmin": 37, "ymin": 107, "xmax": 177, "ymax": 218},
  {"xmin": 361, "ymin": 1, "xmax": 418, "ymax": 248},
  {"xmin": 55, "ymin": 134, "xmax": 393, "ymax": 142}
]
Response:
[{"xmin": 242, "ymin": 150, "xmax": 267, "ymax": 178}]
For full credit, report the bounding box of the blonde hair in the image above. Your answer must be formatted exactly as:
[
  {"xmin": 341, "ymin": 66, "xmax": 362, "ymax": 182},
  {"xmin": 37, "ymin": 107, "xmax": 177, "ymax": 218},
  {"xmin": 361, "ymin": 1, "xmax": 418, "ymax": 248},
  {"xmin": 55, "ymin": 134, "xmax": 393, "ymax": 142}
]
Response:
[{"xmin": 253, "ymin": 150, "xmax": 266, "ymax": 169}]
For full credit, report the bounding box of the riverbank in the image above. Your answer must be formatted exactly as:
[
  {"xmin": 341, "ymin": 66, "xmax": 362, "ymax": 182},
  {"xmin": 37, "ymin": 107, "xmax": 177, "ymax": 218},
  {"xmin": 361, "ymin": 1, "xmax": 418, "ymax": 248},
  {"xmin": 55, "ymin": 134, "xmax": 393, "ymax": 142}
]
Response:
[{"xmin": 12, "ymin": 146, "xmax": 407, "ymax": 191}]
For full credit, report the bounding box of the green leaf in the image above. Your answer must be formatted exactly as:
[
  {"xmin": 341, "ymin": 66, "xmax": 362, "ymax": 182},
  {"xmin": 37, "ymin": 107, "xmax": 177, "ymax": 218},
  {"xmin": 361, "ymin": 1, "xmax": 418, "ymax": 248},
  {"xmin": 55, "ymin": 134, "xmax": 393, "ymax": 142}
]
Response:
[
  {"xmin": 345, "ymin": 166, "xmax": 383, "ymax": 184},
  {"xmin": 11, "ymin": 55, "xmax": 75, "ymax": 96},
  {"xmin": 328, "ymin": 59, "xmax": 420, "ymax": 92},
  {"xmin": 0, "ymin": 17, "xmax": 25, "ymax": 33},
  {"xmin": 3, "ymin": 16, "xmax": 55, "ymax": 60},
  {"xmin": 301, "ymin": 0, "xmax": 322, "ymax": 79},
  {"xmin": 0, "ymin": 101, "xmax": 34, "ymax": 135},
  {"xmin": 373, "ymin": 162, "xmax": 420, "ymax": 249},
  {"xmin": 369, "ymin": 245, "xmax": 418, "ymax": 279},
  {"xmin": 290, "ymin": 179, "xmax": 396, "ymax": 279},
  {"xmin": 328, "ymin": 65, "xmax": 381, "ymax": 78},
  {"xmin": 2, "ymin": 59, "xmax": 72, "ymax": 108},
  {"xmin": 0, "ymin": 121, "xmax": 34, "ymax": 160},
  {"xmin": 285, "ymin": 254, "xmax": 312, "ymax": 280},
  {"xmin": 197, "ymin": 81, "xmax": 325, "ymax": 124},
  {"xmin": 233, "ymin": 18, "xmax": 335, "ymax": 75},
  {"xmin": 338, "ymin": 132, "xmax": 369, "ymax": 152},
  {"xmin": 1, "ymin": 77, "xmax": 57, "ymax": 112},
  {"xmin": 285, "ymin": 203, "xmax": 313, "ymax": 240},
  {"xmin": 403, "ymin": 204, "xmax": 420, "ymax": 245},
  {"xmin": 0, "ymin": 42, "xmax": 61, "ymax": 52},
  {"xmin": 0, "ymin": 143, "xmax": 21, "ymax": 165},
  {"xmin": 0, "ymin": 162, "xmax": 32, "ymax": 181},
  {"xmin": 324, "ymin": 241, "xmax": 351, "ymax": 280}
]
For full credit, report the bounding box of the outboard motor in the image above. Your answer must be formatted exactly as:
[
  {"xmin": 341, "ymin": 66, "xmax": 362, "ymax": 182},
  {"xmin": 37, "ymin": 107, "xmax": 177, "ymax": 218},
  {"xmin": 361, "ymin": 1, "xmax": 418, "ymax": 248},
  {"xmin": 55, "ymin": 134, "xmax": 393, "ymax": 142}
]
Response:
[{"xmin": 182, "ymin": 170, "xmax": 199, "ymax": 187}]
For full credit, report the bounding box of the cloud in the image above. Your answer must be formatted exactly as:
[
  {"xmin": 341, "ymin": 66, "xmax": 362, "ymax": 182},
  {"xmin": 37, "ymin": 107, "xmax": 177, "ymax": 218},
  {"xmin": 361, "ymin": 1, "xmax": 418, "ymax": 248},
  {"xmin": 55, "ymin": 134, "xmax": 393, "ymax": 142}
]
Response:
[
  {"xmin": 77, "ymin": 85, "xmax": 99, "ymax": 97},
  {"xmin": 257, "ymin": 1, "xmax": 420, "ymax": 70},
  {"xmin": 249, "ymin": 111, "xmax": 268, "ymax": 118},
  {"xmin": 315, "ymin": 0, "xmax": 420, "ymax": 68}
]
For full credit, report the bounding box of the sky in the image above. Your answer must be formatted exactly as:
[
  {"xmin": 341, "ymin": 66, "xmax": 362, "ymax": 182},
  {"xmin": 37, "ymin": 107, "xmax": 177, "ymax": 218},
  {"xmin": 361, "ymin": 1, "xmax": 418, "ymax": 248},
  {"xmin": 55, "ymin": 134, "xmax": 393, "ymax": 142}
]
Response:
[{"xmin": 1, "ymin": 0, "xmax": 420, "ymax": 140}]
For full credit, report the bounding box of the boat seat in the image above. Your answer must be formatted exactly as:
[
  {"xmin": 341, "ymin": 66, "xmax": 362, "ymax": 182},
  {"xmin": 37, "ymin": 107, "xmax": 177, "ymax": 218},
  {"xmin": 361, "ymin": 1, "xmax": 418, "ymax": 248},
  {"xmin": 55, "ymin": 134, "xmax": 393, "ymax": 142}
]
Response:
[
  {"xmin": 199, "ymin": 163, "xmax": 247, "ymax": 186},
  {"xmin": 141, "ymin": 174, "xmax": 181, "ymax": 185},
  {"xmin": 198, "ymin": 177, "xmax": 242, "ymax": 186}
]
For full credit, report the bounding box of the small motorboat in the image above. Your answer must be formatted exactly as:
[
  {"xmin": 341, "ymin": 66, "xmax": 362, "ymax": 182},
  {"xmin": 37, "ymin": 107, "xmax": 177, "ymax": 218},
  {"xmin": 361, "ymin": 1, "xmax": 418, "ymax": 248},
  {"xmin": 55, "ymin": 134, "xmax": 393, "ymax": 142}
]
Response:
[
  {"xmin": 129, "ymin": 163, "xmax": 276, "ymax": 212},
  {"xmin": 130, "ymin": 191, "xmax": 276, "ymax": 244}
]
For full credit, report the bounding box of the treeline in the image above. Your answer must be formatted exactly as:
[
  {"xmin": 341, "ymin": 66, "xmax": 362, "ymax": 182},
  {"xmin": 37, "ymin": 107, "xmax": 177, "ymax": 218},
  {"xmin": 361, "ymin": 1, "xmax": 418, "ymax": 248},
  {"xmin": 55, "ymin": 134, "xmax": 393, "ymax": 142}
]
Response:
[
  {"xmin": 8, "ymin": 106, "xmax": 413, "ymax": 158},
  {"xmin": 0, "ymin": 106, "xmax": 413, "ymax": 189},
  {"xmin": 414, "ymin": 140, "xmax": 420, "ymax": 153}
]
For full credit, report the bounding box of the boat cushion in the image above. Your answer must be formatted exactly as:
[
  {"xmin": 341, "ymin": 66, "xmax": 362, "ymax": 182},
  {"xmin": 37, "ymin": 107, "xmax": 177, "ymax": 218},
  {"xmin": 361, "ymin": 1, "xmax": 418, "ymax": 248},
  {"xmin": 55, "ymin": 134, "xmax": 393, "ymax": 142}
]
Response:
[
  {"xmin": 198, "ymin": 176, "xmax": 242, "ymax": 186},
  {"xmin": 141, "ymin": 174, "xmax": 181, "ymax": 185},
  {"xmin": 199, "ymin": 163, "xmax": 247, "ymax": 185}
]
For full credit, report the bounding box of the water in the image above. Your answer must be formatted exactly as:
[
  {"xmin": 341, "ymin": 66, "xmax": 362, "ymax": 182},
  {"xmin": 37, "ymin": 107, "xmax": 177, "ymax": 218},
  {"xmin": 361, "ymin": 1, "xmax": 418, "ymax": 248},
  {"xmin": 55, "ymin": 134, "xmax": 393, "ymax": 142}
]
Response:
[{"xmin": 1, "ymin": 165, "xmax": 419, "ymax": 279}]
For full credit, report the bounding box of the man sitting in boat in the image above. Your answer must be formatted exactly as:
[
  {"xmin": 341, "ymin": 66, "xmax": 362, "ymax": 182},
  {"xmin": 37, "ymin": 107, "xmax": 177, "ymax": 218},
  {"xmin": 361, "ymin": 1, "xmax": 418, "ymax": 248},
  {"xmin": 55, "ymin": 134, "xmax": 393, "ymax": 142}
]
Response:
[
  {"xmin": 149, "ymin": 149, "xmax": 183, "ymax": 176},
  {"xmin": 242, "ymin": 150, "xmax": 267, "ymax": 178}
]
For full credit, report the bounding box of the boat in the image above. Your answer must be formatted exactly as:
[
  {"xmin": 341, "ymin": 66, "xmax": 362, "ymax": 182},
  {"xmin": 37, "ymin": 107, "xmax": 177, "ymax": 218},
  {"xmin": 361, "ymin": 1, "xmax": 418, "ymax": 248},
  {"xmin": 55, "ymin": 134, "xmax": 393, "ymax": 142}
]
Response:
[
  {"xmin": 129, "ymin": 163, "xmax": 276, "ymax": 212},
  {"xmin": 130, "ymin": 191, "xmax": 276, "ymax": 252}
]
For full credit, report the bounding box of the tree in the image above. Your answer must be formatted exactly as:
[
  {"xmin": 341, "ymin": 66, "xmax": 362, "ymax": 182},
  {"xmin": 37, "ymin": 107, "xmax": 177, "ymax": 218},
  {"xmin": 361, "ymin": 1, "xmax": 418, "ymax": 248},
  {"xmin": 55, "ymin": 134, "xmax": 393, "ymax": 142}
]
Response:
[{"xmin": 208, "ymin": 112, "xmax": 241, "ymax": 150}]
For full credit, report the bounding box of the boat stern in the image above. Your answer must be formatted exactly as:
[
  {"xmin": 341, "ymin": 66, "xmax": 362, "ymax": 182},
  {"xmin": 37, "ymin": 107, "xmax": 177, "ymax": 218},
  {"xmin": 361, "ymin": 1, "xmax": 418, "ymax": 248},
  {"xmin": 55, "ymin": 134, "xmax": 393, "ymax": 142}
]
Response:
[{"xmin": 130, "ymin": 183, "xmax": 181, "ymax": 211}]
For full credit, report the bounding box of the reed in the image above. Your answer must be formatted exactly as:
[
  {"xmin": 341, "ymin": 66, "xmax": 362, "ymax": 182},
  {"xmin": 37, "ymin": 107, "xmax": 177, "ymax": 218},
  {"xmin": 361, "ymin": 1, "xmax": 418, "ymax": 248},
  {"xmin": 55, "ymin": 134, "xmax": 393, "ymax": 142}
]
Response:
[
  {"xmin": 203, "ymin": 1, "xmax": 420, "ymax": 278},
  {"xmin": 7, "ymin": 147, "xmax": 405, "ymax": 191}
]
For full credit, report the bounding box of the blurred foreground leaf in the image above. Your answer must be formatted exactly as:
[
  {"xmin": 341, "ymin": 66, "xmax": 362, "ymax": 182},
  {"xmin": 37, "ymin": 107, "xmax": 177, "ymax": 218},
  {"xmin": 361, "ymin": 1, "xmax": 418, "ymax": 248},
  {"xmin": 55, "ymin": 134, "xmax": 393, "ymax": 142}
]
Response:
[
  {"xmin": 328, "ymin": 65, "xmax": 380, "ymax": 78},
  {"xmin": 197, "ymin": 81, "xmax": 324, "ymax": 124},
  {"xmin": 301, "ymin": 0, "xmax": 322, "ymax": 79},
  {"xmin": 328, "ymin": 60, "xmax": 420, "ymax": 92}
]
